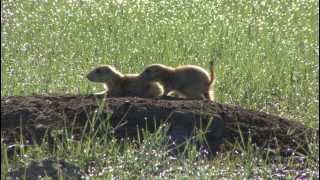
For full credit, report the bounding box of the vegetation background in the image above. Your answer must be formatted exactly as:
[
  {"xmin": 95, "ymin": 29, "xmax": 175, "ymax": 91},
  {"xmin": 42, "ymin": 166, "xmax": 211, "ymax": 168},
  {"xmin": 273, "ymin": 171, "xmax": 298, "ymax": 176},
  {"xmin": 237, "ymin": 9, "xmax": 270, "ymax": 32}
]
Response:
[{"xmin": 1, "ymin": 0, "xmax": 319, "ymax": 178}]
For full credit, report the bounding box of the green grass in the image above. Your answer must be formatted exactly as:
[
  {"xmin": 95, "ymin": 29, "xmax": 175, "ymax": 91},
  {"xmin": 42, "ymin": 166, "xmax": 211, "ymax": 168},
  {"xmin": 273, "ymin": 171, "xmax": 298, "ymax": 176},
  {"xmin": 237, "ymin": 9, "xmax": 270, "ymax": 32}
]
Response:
[{"xmin": 1, "ymin": 0, "xmax": 319, "ymax": 179}]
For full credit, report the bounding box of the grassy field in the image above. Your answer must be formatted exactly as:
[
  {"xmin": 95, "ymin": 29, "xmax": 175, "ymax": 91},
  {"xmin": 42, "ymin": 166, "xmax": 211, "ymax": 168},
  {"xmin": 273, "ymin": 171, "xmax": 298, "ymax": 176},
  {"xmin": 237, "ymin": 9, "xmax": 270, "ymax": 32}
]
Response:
[{"xmin": 1, "ymin": 0, "xmax": 319, "ymax": 179}]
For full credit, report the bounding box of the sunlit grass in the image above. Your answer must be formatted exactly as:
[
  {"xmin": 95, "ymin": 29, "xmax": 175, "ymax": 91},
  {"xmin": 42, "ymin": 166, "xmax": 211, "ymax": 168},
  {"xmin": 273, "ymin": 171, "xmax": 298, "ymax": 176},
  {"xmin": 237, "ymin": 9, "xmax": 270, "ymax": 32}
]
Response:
[{"xmin": 1, "ymin": 0, "xmax": 319, "ymax": 178}]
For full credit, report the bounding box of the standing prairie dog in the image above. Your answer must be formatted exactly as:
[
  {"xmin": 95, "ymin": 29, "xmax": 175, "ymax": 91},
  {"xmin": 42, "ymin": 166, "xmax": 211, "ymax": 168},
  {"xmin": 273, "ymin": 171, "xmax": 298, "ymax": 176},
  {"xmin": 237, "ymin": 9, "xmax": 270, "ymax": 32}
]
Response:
[
  {"xmin": 86, "ymin": 65, "xmax": 163, "ymax": 98},
  {"xmin": 139, "ymin": 61, "xmax": 216, "ymax": 100}
]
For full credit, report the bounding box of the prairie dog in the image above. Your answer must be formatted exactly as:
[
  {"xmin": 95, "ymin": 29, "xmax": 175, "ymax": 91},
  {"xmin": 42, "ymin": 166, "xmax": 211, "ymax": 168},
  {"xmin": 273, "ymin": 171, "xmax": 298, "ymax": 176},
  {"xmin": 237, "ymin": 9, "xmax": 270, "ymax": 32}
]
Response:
[
  {"xmin": 86, "ymin": 65, "xmax": 163, "ymax": 98},
  {"xmin": 139, "ymin": 62, "xmax": 216, "ymax": 100}
]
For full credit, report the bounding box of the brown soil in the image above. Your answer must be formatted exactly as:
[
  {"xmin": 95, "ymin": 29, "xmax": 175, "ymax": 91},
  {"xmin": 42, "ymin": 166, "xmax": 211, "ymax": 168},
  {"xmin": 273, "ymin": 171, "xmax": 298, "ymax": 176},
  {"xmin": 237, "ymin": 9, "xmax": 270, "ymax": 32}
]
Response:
[{"xmin": 1, "ymin": 94, "xmax": 318, "ymax": 156}]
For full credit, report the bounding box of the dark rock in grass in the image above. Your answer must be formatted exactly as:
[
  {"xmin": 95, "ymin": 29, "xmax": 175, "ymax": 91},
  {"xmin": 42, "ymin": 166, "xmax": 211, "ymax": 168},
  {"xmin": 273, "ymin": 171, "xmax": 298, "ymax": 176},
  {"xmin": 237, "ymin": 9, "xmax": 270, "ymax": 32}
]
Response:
[
  {"xmin": 8, "ymin": 158, "xmax": 88, "ymax": 180},
  {"xmin": 1, "ymin": 95, "xmax": 318, "ymax": 156}
]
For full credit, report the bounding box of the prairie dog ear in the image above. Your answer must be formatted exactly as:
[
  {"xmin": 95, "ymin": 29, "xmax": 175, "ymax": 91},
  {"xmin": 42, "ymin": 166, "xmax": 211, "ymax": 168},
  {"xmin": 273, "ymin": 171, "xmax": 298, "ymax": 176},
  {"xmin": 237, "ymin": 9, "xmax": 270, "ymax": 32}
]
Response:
[
  {"xmin": 95, "ymin": 68, "xmax": 102, "ymax": 74},
  {"xmin": 144, "ymin": 68, "xmax": 151, "ymax": 74},
  {"xmin": 97, "ymin": 66, "xmax": 111, "ymax": 74}
]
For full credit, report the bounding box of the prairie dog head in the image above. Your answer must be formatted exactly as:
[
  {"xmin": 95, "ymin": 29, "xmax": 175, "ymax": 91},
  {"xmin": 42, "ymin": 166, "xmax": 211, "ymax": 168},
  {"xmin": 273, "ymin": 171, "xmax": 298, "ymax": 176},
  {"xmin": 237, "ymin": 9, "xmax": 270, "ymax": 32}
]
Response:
[
  {"xmin": 140, "ymin": 64, "xmax": 174, "ymax": 81},
  {"xmin": 86, "ymin": 65, "xmax": 123, "ymax": 83}
]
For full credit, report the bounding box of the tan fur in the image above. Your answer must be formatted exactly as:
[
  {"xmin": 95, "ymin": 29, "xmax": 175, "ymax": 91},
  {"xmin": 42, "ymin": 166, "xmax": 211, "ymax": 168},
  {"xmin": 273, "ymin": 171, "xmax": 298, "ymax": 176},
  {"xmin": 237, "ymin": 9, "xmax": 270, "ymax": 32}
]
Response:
[
  {"xmin": 86, "ymin": 65, "xmax": 163, "ymax": 98},
  {"xmin": 139, "ymin": 62, "xmax": 216, "ymax": 100}
]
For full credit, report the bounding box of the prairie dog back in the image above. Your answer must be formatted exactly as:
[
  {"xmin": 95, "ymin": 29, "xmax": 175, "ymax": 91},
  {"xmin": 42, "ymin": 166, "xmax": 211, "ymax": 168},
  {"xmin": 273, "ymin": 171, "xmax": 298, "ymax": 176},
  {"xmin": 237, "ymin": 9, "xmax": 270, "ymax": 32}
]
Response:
[
  {"xmin": 140, "ymin": 62, "xmax": 215, "ymax": 100},
  {"xmin": 122, "ymin": 73, "xmax": 164, "ymax": 98},
  {"xmin": 173, "ymin": 65, "xmax": 211, "ymax": 86}
]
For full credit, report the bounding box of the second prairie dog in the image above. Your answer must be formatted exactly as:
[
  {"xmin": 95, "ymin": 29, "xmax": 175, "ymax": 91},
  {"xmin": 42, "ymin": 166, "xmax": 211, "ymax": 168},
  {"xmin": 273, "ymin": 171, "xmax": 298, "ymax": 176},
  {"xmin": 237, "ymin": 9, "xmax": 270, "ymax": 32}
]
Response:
[
  {"xmin": 139, "ymin": 62, "xmax": 216, "ymax": 100},
  {"xmin": 86, "ymin": 65, "xmax": 163, "ymax": 98}
]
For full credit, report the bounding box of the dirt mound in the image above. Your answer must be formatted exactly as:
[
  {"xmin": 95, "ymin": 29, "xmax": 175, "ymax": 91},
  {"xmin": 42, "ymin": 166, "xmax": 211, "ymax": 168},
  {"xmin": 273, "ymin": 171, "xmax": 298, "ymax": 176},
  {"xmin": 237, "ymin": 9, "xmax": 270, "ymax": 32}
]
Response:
[{"xmin": 1, "ymin": 95, "xmax": 317, "ymax": 156}]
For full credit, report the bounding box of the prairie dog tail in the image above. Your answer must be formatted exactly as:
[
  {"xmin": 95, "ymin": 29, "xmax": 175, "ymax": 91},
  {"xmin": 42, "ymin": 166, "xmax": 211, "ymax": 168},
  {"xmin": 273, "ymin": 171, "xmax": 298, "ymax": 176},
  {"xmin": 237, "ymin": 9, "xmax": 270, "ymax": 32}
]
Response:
[{"xmin": 208, "ymin": 61, "xmax": 216, "ymax": 86}]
